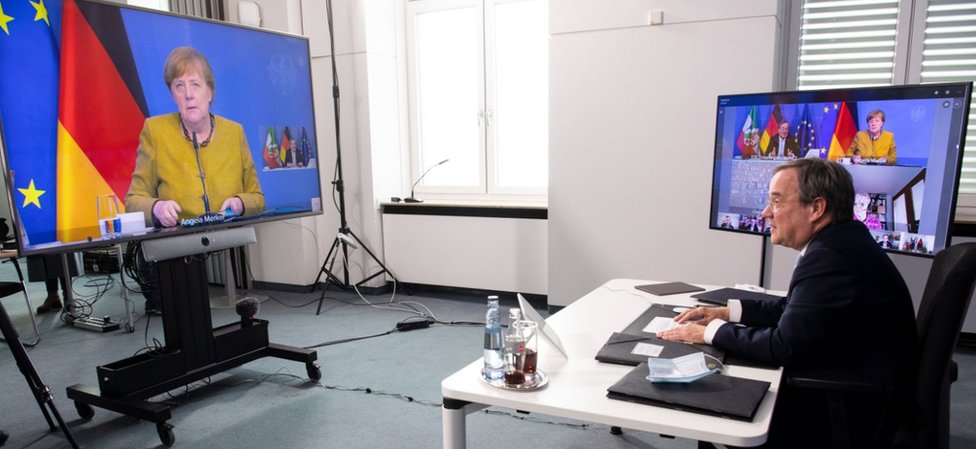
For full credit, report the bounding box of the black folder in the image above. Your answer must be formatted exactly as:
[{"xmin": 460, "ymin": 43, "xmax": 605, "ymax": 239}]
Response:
[
  {"xmin": 634, "ymin": 281, "xmax": 705, "ymax": 296},
  {"xmin": 606, "ymin": 362, "xmax": 770, "ymax": 421},
  {"xmin": 621, "ymin": 303, "xmax": 689, "ymax": 336},
  {"xmin": 597, "ymin": 304, "xmax": 725, "ymax": 365},
  {"xmin": 691, "ymin": 287, "xmax": 783, "ymax": 306},
  {"xmin": 595, "ymin": 332, "xmax": 724, "ymax": 366}
]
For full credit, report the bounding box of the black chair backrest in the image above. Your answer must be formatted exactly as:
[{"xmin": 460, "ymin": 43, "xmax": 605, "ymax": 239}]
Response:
[{"xmin": 914, "ymin": 242, "xmax": 976, "ymax": 445}]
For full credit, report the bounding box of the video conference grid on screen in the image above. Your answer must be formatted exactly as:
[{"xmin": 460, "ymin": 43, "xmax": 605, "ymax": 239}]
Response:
[{"xmin": 709, "ymin": 83, "xmax": 971, "ymax": 257}]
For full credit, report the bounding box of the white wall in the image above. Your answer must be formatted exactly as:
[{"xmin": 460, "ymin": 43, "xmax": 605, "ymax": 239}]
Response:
[
  {"xmin": 383, "ymin": 213, "xmax": 547, "ymax": 294},
  {"xmin": 225, "ymin": 0, "xmax": 302, "ymax": 32},
  {"xmin": 222, "ymin": 0, "xmax": 403, "ymax": 287},
  {"xmin": 548, "ymin": 0, "xmax": 784, "ymax": 306}
]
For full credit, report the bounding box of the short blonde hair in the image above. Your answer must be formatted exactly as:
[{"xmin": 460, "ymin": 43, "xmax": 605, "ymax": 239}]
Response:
[
  {"xmin": 866, "ymin": 109, "xmax": 885, "ymax": 124},
  {"xmin": 163, "ymin": 47, "xmax": 215, "ymax": 95}
]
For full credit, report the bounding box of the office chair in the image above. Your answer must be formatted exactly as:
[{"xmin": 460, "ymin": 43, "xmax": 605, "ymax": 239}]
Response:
[
  {"xmin": 788, "ymin": 242, "xmax": 976, "ymax": 449},
  {"xmin": 911, "ymin": 242, "xmax": 976, "ymax": 449}
]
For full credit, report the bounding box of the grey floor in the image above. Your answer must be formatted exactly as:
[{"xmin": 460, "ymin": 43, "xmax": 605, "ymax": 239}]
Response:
[{"xmin": 0, "ymin": 261, "xmax": 974, "ymax": 449}]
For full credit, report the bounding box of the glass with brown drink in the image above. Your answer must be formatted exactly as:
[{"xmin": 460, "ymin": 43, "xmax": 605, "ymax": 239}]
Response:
[{"xmin": 503, "ymin": 308, "xmax": 539, "ymax": 385}]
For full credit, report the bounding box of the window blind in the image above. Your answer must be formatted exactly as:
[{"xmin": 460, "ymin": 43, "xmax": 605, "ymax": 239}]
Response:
[
  {"xmin": 796, "ymin": 0, "xmax": 976, "ymax": 223},
  {"xmin": 797, "ymin": 0, "xmax": 901, "ymax": 90},
  {"xmin": 921, "ymin": 0, "xmax": 976, "ymax": 221}
]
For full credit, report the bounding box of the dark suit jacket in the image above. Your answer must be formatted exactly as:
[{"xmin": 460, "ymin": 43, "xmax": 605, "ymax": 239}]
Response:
[
  {"xmin": 713, "ymin": 220, "xmax": 917, "ymax": 447},
  {"xmin": 767, "ymin": 135, "xmax": 800, "ymax": 157}
]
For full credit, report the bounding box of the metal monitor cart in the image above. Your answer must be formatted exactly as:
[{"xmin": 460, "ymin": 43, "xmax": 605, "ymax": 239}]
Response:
[{"xmin": 65, "ymin": 227, "xmax": 320, "ymax": 447}]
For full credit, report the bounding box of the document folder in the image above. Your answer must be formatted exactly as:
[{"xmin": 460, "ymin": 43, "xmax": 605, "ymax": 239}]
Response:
[
  {"xmin": 607, "ymin": 362, "xmax": 769, "ymax": 421},
  {"xmin": 595, "ymin": 332, "xmax": 724, "ymax": 366},
  {"xmin": 691, "ymin": 287, "xmax": 783, "ymax": 306},
  {"xmin": 634, "ymin": 281, "xmax": 705, "ymax": 296},
  {"xmin": 596, "ymin": 304, "xmax": 725, "ymax": 365}
]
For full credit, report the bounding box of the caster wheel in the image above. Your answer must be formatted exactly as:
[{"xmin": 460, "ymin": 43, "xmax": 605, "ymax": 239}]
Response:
[
  {"xmin": 75, "ymin": 402, "xmax": 95, "ymax": 420},
  {"xmin": 610, "ymin": 426, "xmax": 623, "ymax": 435},
  {"xmin": 157, "ymin": 422, "xmax": 175, "ymax": 447},
  {"xmin": 307, "ymin": 362, "xmax": 322, "ymax": 381}
]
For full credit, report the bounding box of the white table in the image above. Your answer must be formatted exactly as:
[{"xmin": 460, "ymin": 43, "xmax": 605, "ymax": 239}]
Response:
[{"xmin": 441, "ymin": 279, "xmax": 783, "ymax": 448}]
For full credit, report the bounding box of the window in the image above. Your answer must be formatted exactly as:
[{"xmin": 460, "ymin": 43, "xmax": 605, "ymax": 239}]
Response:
[
  {"xmin": 789, "ymin": 0, "xmax": 976, "ymax": 222},
  {"xmin": 405, "ymin": 0, "xmax": 548, "ymax": 201},
  {"xmin": 127, "ymin": 0, "xmax": 169, "ymax": 11}
]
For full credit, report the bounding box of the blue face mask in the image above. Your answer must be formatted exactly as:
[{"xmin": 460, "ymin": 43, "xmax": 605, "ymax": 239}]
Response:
[{"xmin": 646, "ymin": 352, "xmax": 722, "ymax": 383}]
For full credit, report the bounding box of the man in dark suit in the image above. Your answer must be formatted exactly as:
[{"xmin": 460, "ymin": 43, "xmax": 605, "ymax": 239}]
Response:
[
  {"xmin": 766, "ymin": 120, "xmax": 800, "ymax": 158},
  {"xmin": 659, "ymin": 158, "xmax": 917, "ymax": 448}
]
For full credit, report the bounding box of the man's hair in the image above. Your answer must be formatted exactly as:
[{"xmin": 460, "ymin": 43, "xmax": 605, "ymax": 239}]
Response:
[{"xmin": 773, "ymin": 158, "xmax": 854, "ymax": 223}]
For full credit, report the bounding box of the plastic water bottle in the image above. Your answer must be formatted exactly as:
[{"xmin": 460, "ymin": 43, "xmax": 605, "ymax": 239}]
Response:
[{"xmin": 483, "ymin": 296, "xmax": 504, "ymax": 381}]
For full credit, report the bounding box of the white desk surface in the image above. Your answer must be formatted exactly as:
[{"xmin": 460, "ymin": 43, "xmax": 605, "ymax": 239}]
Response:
[{"xmin": 441, "ymin": 279, "xmax": 783, "ymax": 447}]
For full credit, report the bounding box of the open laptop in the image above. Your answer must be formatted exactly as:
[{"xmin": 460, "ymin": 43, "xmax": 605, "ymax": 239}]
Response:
[{"xmin": 517, "ymin": 293, "xmax": 568, "ymax": 359}]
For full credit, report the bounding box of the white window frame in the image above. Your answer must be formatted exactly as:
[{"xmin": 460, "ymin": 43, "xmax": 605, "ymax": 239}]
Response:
[
  {"xmin": 404, "ymin": 0, "xmax": 548, "ymax": 203},
  {"xmin": 405, "ymin": 0, "xmax": 487, "ymax": 197}
]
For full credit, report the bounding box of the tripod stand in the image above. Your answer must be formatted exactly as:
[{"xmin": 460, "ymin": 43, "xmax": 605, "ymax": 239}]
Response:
[
  {"xmin": 311, "ymin": 0, "xmax": 398, "ymax": 315},
  {"xmin": 0, "ymin": 290, "xmax": 79, "ymax": 448}
]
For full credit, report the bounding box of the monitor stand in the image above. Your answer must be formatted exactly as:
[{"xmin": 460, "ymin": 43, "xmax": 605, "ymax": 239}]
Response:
[
  {"xmin": 209, "ymin": 248, "xmax": 268, "ymax": 309},
  {"xmin": 65, "ymin": 252, "xmax": 320, "ymax": 447}
]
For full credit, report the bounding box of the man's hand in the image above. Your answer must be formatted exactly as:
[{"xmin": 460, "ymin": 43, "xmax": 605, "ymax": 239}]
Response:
[
  {"xmin": 657, "ymin": 323, "xmax": 707, "ymax": 344},
  {"xmin": 152, "ymin": 200, "xmax": 182, "ymax": 227},
  {"xmin": 673, "ymin": 306, "xmax": 730, "ymax": 325}
]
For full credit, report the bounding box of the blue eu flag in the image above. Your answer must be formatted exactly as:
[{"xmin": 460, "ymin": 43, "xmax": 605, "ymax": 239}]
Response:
[{"xmin": 0, "ymin": 0, "xmax": 63, "ymax": 246}]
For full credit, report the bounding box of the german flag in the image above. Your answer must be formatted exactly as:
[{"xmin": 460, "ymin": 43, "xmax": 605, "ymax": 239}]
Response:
[
  {"xmin": 828, "ymin": 101, "xmax": 857, "ymax": 161},
  {"xmin": 57, "ymin": 0, "xmax": 147, "ymax": 242},
  {"xmin": 759, "ymin": 104, "xmax": 782, "ymax": 156}
]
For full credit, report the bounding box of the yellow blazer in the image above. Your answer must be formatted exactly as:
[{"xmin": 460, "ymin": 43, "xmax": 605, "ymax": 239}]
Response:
[
  {"xmin": 125, "ymin": 113, "xmax": 264, "ymax": 226},
  {"xmin": 846, "ymin": 130, "xmax": 897, "ymax": 165}
]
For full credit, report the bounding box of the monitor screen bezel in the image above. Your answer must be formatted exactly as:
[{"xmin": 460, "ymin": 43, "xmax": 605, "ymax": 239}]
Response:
[
  {"xmin": 0, "ymin": 0, "xmax": 325, "ymax": 257},
  {"xmin": 707, "ymin": 82, "xmax": 972, "ymax": 258}
]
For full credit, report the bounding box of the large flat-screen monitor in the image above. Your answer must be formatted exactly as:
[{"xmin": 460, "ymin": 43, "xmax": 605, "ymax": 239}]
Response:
[
  {"xmin": 0, "ymin": 0, "xmax": 322, "ymax": 256},
  {"xmin": 709, "ymin": 83, "xmax": 971, "ymax": 257}
]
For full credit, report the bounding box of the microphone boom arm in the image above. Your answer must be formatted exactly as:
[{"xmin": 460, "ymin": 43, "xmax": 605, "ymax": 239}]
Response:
[{"xmin": 405, "ymin": 158, "xmax": 449, "ymax": 203}]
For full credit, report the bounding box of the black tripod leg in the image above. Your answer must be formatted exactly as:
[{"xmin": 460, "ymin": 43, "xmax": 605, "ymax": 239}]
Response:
[
  {"xmin": 347, "ymin": 230, "xmax": 399, "ymax": 287},
  {"xmin": 315, "ymin": 237, "xmax": 348, "ymax": 315},
  {"xmin": 43, "ymin": 402, "xmax": 79, "ymax": 449},
  {"xmin": 315, "ymin": 289, "xmax": 327, "ymax": 316},
  {"xmin": 0, "ymin": 302, "xmax": 80, "ymax": 448},
  {"xmin": 309, "ymin": 240, "xmax": 335, "ymax": 293}
]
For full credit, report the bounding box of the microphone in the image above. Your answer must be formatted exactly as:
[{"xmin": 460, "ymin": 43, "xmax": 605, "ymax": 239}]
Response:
[
  {"xmin": 405, "ymin": 159, "xmax": 449, "ymax": 203},
  {"xmin": 192, "ymin": 132, "xmax": 212, "ymax": 213},
  {"xmin": 236, "ymin": 297, "xmax": 260, "ymax": 328}
]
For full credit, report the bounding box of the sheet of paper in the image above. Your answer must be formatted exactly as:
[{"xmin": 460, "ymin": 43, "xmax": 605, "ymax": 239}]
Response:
[
  {"xmin": 518, "ymin": 293, "xmax": 568, "ymax": 358},
  {"xmin": 642, "ymin": 316, "xmax": 681, "ymax": 334},
  {"xmin": 631, "ymin": 342, "xmax": 664, "ymax": 357}
]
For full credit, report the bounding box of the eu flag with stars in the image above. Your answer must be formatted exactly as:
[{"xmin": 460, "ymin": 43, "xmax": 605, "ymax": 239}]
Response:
[
  {"xmin": 794, "ymin": 104, "xmax": 817, "ymax": 159},
  {"xmin": 0, "ymin": 0, "xmax": 62, "ymax": 246}
]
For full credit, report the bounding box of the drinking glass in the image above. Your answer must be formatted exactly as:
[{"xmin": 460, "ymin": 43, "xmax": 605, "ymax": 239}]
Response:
[
  {"xmin": 96, "ymin": 194, "xmax": 120, "ymax": 237},
  {"xmin": 504, "ymin": 320, "xmax": 539, "ymax": 385}
]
